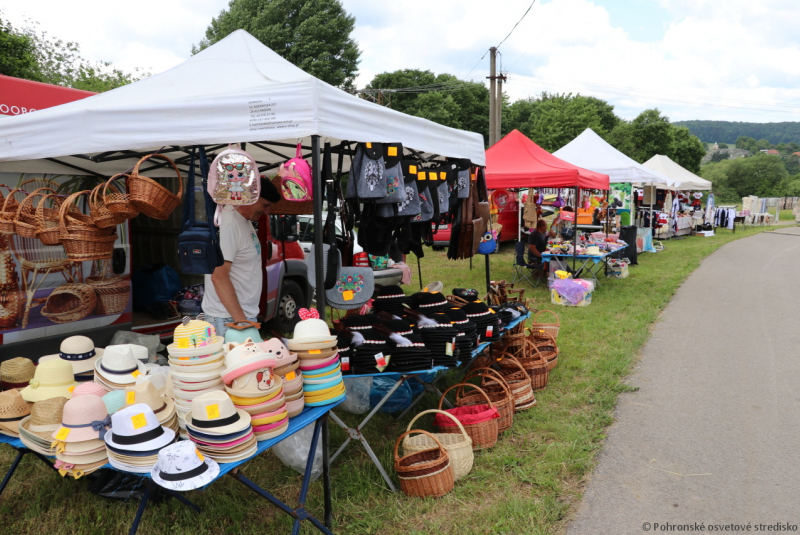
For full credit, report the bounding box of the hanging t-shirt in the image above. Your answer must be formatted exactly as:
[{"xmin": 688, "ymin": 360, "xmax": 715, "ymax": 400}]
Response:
[{"xmin": 202, "ymin": 206, "xmax": 262, "ymax": 319}]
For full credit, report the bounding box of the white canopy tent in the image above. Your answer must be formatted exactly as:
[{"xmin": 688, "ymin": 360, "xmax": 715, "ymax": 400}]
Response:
[
  {"xmin": 0, "ymin": 30, "xmax": 488, "ymax": 316},
  {"xmin": 553, "ymin": 128, "xmax": 676, "ymax": 186},
  {"xmin": 642, "ymin": 155, "xmax": 712, "ymax": 191}
]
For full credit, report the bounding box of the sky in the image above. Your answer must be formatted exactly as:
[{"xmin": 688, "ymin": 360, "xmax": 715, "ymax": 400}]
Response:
[{"xmin": 3, "ymin": 0, "xmax": 800, "ymax": 123}]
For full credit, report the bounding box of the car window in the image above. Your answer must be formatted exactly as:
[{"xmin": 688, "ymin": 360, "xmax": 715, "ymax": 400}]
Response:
[{"xmin": 299, "ymin": 218, "xmax": 314, "ymax": 242}]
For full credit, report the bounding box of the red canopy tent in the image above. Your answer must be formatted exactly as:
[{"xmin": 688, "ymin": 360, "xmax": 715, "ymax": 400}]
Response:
[
  {"xmin": 0, "ymin": 75, "xmax": 95, "ymax": 117},
  {"xmin": 485, "ymin": 129, "xmax": 610, "ymax": 190}
]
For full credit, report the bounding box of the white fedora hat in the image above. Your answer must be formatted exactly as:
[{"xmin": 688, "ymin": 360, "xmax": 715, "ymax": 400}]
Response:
[
  {"xmin": 94, "ymin": 345, "xmax": 145, "ymax": 384},
  {"xmin": 184, "ymin": 391, "xmax": 251, "ymax": 436},
  {"xmin": 104, "ymin": 404, "xmax": 175, "ymax": 452},
  {"xmin": 151, "ymin": 440, "xmax": 220, "ymax": 491}
]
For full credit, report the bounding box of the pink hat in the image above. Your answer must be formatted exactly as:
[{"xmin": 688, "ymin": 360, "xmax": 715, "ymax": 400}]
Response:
[
  {"xmin": 72, "ymin": 382, "xmax": 107, "ymax": 398},
  {"xmin": 222, "ymin": 339, "xmax": 276, "ymax": 384},
  {"xmin": 51, "ymin": 394, "xmax": 110, "ymax": 443}
]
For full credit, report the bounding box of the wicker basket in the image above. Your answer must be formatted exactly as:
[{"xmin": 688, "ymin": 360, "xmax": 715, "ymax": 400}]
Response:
[
  {"xmin": 494, "ymin": 356, "xmax": 536, "ymax": 411},
  {"xmin": 15, "ymin": 187, "xmax": 55, "ymax": 239},
  {"xmin": 103, "ymin": 174, "xmax": 139, "ymax": 222},
  {"xmin": 87, "ymin": 277, "xmax": 130, "ymax": 315},
  {"xmin": 403, "ymin": 409, "xmax": 474, "ymax": 481},
  {"xmin": 0, "ymin": 188, "xmax": 26, "ymax": 235},
  {"xmin": 460, "ymin": 367, "xmax": 514, "ymax": 432},
  {"xmin": 531, "ymin": 309, "xmax": 560, "ymax": 340},
  {"xmin": 89, "ymin": 182, "xmax": 126, "ymax": 229},
  {"xmin": 394, "ymin": 430, "xmax": 454, "ymax": 498},
  {"xmin": 507, "ymin": 340, "xmax": 549, "ymax": 391},
  {"xmin": 438, "ymin": 383, "xmax": 499, "ymax": 450},
  {"xmin": 127, "ymin": 154, "xmax": 184, "ymax": 220},
  {"xmin": 34, "ymin": 193, "xmax": 64, "ymax": 246},
  {"xmin": 41, "ymin": 283, "xmax": 97, "ymax": 324},
  {"xmin": 59, "ymin": 191, "xmax": 118, "ymax": 261},
  {"xmin": 529, "ymin": 330, "xmax": 559, "ymax": 371},
  {"xmin": 268, "ymin": 175, "xmax": 313, "ymax": 215}
]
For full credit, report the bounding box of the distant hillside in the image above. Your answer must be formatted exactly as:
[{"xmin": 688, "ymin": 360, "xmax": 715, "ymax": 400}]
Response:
[{"xmin": 674, "ymin": 120, "xmax": 800, "ymax": 145}]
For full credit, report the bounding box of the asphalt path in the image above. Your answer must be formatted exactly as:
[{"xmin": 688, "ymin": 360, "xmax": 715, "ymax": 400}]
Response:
[{"xmin": 566, "ymin": 227, "xmax": 800, "ymax": 535}]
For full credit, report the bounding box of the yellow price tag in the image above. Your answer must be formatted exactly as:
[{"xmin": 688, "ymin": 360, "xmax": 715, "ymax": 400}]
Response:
[
  {"xmin": 423, "ymin": 286, "xmax": 429, "ymax": 292},
  {"xmin": 285, "ymin": 371, "xmax": 297, "ymax": 381},
  {"xmin": 418, "ymin": 171, "xmax": 426, "ymax": 180},
  {"xmin": 55, "ymin": 428, "xmax": 70, "ymax": 441},
  {"xmin": 409, "ymin": 165, "xmax": 417, "ymax": 174},
  {"xmin": 366, "ymin": 142, "xmax": 372, "ymax": 149},
  {"xmin": 387, "ymin": 146, "xmax": 398, "ymax": 157},
  {"xmin": 206, "ymin": 404, "xmax": 220, "ymax": 420},
  {"xmin": 429, "ymin": 173, "xmax": 437, "ymax": 181},
  {"xmin": 489, "ymin": 309, "xmax": 496, "ymax": 314},
  {"xmin": 126, "ymin": 391, "xmax": 136, "ymax": 405},
  {"xmin": 131, "ymin": 413, "xmax": 147, "ymax": 430},
  {"xmin": 67, "ymin": 386, "xmax": 75, "ymax": 394},
  {"xmin": 342, "ymin": 290, "xmax": 354, "ymax": 301},
  {"xmin": 309, "ymin": 349, "xmax": 322, "ymax": 354},
  {"xmin": 440, "ymin": 171, "xmax": 447, "ymax": 180},
  {"xmin": 196, "ymin": 450, "xmax": 205, "ymax": 462},
  {"xmin": 131, "ymin": 370, "xmax": 142, "ymax": 378},
  {"xmin": 176, "ymin": 338, "xmax": 189, "ymax": 349}
]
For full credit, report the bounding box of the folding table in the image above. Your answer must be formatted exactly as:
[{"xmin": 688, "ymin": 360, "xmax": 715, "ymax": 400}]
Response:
[
  {"xmin": 542, "ymin": 250, "xmax": 614, "ymax": 285},
  {"xmin": 0, "ymin": 401, "xmax": 342, "ymax": 535}
]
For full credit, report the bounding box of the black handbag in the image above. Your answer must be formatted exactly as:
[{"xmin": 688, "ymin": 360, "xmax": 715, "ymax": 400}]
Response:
[{"xmin": 177, "ymin": 147, "xmax": 225, "ymax": 275}]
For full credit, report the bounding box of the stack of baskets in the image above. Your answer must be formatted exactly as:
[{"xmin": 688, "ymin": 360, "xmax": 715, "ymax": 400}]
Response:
[
  {"xmin": 58, "ymin": 191, "xmax": 118, "ymax": 262},
  {"xmin": 402, "ymin": 410, "xmax": 473, "ymax": 481},
  {"xmin": 529, "ymin": 329, "xmax": 559, "ymax": 371},
  {"xmin": 437, "ymin": 383, "xmax": 499, "ymax": 450},
  {"xmin": 394, "ymin": 430, "xmax": 454, "ymax": 498},
  {"xmin": 14, "ymin": 187, "xmax": 54, "ymax": 239},
  {"xmin": 86, "ymin": 277, "xmax": 131, "ymax": 315},
  {"xmin": 460, "ymin": 368, "xmax": 514, "ymax": 432},
  {"xmin": 0, "ymin": 188, "xmax": 25, "ymax": 236},
  {"xmin": 486, "ymin": 356, "xmax": 536, "ymax": 411}
]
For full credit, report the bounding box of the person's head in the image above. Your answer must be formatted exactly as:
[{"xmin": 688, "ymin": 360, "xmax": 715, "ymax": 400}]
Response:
[
  {"xmin": 563, "ymin": 206, "xmax": 574, "ymax": 212},
  {"xmin": 236, "ymin": 177, "xmax": 282, "ymax": 221},
  {"xmin": 536, "ymin": 220, "xmax": 548, "ymax": 232}
]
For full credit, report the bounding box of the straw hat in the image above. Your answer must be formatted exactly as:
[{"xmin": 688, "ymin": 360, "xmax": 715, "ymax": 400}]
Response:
[
  {"xmin": 123, "ymin": 381, "xmax": 175, "ymax": 424},
  {"xmin": 167, "ymin": 318, "xmax": 223, "ymax": 357},
  {"xmin": 94, "ymin": 345, "xmax": 146, "ymax": 384},
  {"xmin": 287, "ymin": 319, "xmax": 337, "ymax": 350},
  {"xmin": 105, "ymin": 404, "xmax": 175, "ymax": 452},
  {"xmin": 222, "ymin": 340, "xmax": 276, "ymax": 384},
  {"xmin": 1, "ymin": 357, "xmax": 36, "ymax": 390},
  {"xmin": 23, "ymin": 397, "xmax": 67, "ymax": 435},
  {"xmin": 184, "ymin": 391, "xmax": 251, "ymax": 435},
  {"xmin": 72, "ymin": 382, "xmax": 107, "ymax": 398},
  {"xmin": 20, "ymin": 360, "xmax": 77, "ymax": 403},
  {"xmin": 39, "ymin": 336, "xmax": 104, "ymax": 375},
  {"xmin": 0, "ymin": 389, "xmax": 32, "ymax": 436},
  {"xmin": 102, "ymin": 390, "xmax": 127, "ymax": 415},
  {"xmin": 151, "ymin": 441, "xmax": 220, "ymax": 491},
  {"xmin": 52, "ymin": 394, "xmax": 110, "ymax": 443}
]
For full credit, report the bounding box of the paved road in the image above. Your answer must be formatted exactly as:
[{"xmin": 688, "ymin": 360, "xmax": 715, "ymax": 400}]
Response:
[{"xmin": 566, "ymin": 227, "xmax": 800, "ymax": 535}]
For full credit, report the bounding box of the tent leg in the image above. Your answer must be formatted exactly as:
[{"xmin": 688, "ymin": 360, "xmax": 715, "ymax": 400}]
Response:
[
  {"xmin": 485, "ymin": 253, "xmax": 491, "ymax": 294},
  {"xmin": 417, "ymin": 255, "xmax": 423, "ymax": 290},
  {"xmin": 311, "ymin": 135, "xmax": 326, "ymax": 320}
]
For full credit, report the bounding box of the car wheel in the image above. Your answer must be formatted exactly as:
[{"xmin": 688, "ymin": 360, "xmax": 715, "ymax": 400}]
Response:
[{"xmin": 270, "ymin": 280, "xmax": 305, "ymax": 333}]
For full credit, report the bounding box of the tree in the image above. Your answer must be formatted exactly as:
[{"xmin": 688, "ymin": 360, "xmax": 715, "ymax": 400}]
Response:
[
  {"xmin": 366, "ymin": 69, "xmax": 490, "ymax": 145},
  {"xmin": 671, "ymin": 126, "xmax": 707, "ymax": 173},
  {"xmin": 725, "ymin": 154, "xmax": 789, "ymax": 198},
  {"xmin": 0, "ymin": 17, "xmax": 38, "ymax": 80},
  {"xmin": 193, "ymin": 0, "xmax": 360, "ymax": 90},
  {"xmin": 710, "ymin": 151, "xmax": 730, "ymax": 163},
  {"xmin": 607, "ymin": 109, "xmax": 674, "ymax": 163},
  {"xmin": 718, "ymin": 142, "xmax": 729, "ymax": 149},
  {"xmin": 700, "ymin": 161, "xmax": 738, "ymax": 202}
]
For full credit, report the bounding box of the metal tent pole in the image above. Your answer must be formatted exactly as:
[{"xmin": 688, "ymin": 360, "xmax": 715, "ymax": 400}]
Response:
[{"xmin": 311, "ymin": 135, "xmax": 326, "ymax": 320}]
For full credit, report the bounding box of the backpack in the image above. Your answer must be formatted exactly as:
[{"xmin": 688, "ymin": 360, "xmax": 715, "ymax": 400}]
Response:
[
  {"xmin": 208, "ymin": 145, "xmax": 260, "ymax": 206},
  {"xmin": 278, "ymin": 143, "xmax": 313, "ymax": 201}
]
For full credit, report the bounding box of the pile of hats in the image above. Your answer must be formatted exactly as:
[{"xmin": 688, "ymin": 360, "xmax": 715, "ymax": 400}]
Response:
[
  {"xmin": 409, "ymin": 291, "xmax": 450, "ymax": 314},
  {"xmin": 167, "ymin": 317, "xmax": 226, "ymax": 438},
  {"xmin": 40, "ymin": 336, "xmax": 103, "ymax": 383},
  {"xmin": 151, "ymin": 440, "xmax": 220, "ymax": 491},
  {"xmin": 346, "ymin": 328, "xmax": 390, "ymax": 375},
  {"xmin": 93, "ymin": 345, "xmax": 146, "ymax": 392},
  {"xmin": 415, "ymin": 313, "xmax": 460, "ymax": 367},
  {"xmin": 442, "ymin": 308, "xmax": 479, "ymax": 357},
  {"xmin": 259, "ymin": 338, "xmax": 304, "ymax": 418},
  {"xmin": 288, "ymin": 309, "xmax": 345, "ymax": 407},
  {"xmin": 51, "ymin": 394, "xmax": 110, "ymax": 478},
  {"xmin": 123, "ymin": 381, "xmax": 179, "ymax": 433},
  {"xmin": 104, "ymin": 403, "xmax": 176, "ymax": 473},
  {"xmin": 223, "ymin": 338, "xmax": 289, "ymax": 441},
  {"xmin": 184, "ymin": 390, "xmax": 256, "ymax": 463},
  {"xmin": 21, "ymin": 360, "xmax": 77, "ymax": 403},
  {"xmin": 387, "ymin": 333, "xmax": 434, "ymax": 372},
  {"xmin": 18, "ymin": 397, "xmax": 67, "ymax": 455},
  {"xmin": 335, "ymin": 332, "xmax": 355, "ymax": 375},
  {"xmin": 371, "ymin": 285, "xmax": 410, "ymax": 315},
  {"xmin": 462, "ymin": 301, "xmax": 503, "ymax": 343},
  {"xmin": 1, "ymin": 357, "xmax": 35, "ymax": 391},
  {"xmin": 0, "ymin": 389, "xmax": 31, "ymax": 438}
]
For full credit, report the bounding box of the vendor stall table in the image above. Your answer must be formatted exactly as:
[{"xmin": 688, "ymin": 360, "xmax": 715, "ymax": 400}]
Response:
[
  {"xmin": 330, "ymin": 312, "xmax": 530, "ymax": 492},
  {"xmin": 0, "ymin": 402, "xmax": 342, "ymax": 535},
  {"xmin": 541, "ymin": 250, "xmax": 615, "ymax": 286}
]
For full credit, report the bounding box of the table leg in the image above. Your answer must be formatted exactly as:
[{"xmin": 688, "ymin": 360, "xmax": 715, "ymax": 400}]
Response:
[
  {"xmin": 128, "ymin": 485, "xmax": 151, "ymax": 535},
  {"xmin": 0, "ymin": 449, "xmax": 25, "ymax": 498},
  {"xmin": 164, "ymin": 487, "xmax": 201, "ymax": 513},
  {"xmin": 322, "ymin": 415, "xmax": 332, "ymax": 529}
]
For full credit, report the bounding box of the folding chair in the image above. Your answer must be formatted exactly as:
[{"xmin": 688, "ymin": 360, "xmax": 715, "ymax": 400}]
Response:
[{"xmin": 512, "ymin": 241, "xmax": 544, "ymax": 288}]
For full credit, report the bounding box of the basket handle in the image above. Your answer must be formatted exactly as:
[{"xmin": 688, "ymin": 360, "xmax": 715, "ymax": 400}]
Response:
[
  {"xmin": 498, "ymin": 355, "xmax": 527, "ymax": 376},
  {"xmin": 463, "ymin": 367, "xmax": 512, "ymax": 398},
  {"xmin": 58, "ymin": 190, "xmax": 91, "ymax": 237},
  {"xmin": 35, "ymin": 193, "xmax": 63, "ymax": 224},
  {"xmin": 405, "ymin": 409, "xmax": 470, "ymax": 441},
  {"xmin": 533, "ymin": 309, "xmax": 560, "ymax": 327},
  {"xmin": 102, "ymin": 173, "xmax": 129, "ymax": 201},
  {"xmin": 438, "ymin": 383, "xmax": 494, "ymax": 411},
  {"xmin": 15, "ymin": 187, "xmax": 55, "ymax": 217},
  {"xmin": 131, "ymin": 153, "xmax": 184, "ymax": 199},
  {"xmin": 394, "ymin": 429, "xmax": 445, "ymax": 462},
  {"xmin": 1, "ymin": 188, "xmax": 26, "ymax": 215}
]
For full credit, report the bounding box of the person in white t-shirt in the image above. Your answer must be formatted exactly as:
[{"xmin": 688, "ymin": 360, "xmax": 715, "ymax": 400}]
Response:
[{"xmin": 203, "ymin": 177, "xmax": 281, "ymax": 338}]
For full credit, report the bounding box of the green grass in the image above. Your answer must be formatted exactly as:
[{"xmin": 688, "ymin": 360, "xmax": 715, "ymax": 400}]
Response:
[{"xmin": 0, "ymin": 225, "xmax": 788, "ymax": 534}]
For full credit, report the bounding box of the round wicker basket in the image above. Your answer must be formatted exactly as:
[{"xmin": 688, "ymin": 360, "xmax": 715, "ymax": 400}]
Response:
[
  {"xmin": 41, "ymin": 283, "xmax": 97, "ymax": 324},
  {"xmin": 86, "ymin": 277, "xmax": 130, "ymax": 315},
  {"xmin": 402, "ymin": 409, "xmax": 474, "ymax": 481}
]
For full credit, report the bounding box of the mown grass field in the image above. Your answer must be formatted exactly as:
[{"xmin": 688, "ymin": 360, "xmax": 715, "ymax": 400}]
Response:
[{"xmin": 0, "ymin": 224, "xmax": 787, "ymax": 535}]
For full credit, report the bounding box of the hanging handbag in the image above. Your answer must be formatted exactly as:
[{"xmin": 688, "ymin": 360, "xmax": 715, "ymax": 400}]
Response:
[
  {"xmin": 326, "ymin": 250, "xmax": 374, "ymax": 310},
  {"xmin": 177, "ymin": 147, "xmax": 225, "ymax": 275},
  {"xmin": 346, "ymin": 143, "xmax": 386, "ymax": 199},
  {"xmin": 377, "ymin": 143, "xmax": 405, "ymax": 204}
]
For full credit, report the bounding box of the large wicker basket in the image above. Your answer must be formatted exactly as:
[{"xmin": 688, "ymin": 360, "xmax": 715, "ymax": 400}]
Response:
[
  {"xmin": 529, "ymin": 330, "xmax": 559, "ymax": 371},
  {"xmin": 402, "ymin": 409, "xmax": 474, "ymax": 481},
  {"xmin": 103, "ymin": 174, "xmax": 139, "ymax": 222},
  {"xmin": 15, "ymin": 187, "xmax": 55, "ymax": 239},
  {"xmin": 504, "ymin": 340, "xmax": 549, "ymax": 391},
  {"xmin": 460, "ymin": 367, "xmax": 514, "ymax": 432},
  {"xmin": 87, "ymin": 277, "xmax": 130, "ymax": 315},
  {"xmin": 41, "ymin": 283, "xmax": 97, "ymax": 324},
  {"xmin": 438, "ymin": 383, "xmax": 499, "ymax": 450},
  {"xmin": 127, "ymin": 154, "xmax": 183, "ymax": 220},
  {"xmin": 34, "ymin": 193, "xmax": 64, "ymax": 246},
  {"xmin": 490, "ymin": 356, "xmax": 536, "ymax": 412},
  {"xmin": 58, "ymin": 191, "xmax": 117, "ymax": 261},
  {"xmin": 531, "ymin": 309, "xmax": 560, "ymax": 340},
  {"xmin": 394, "ymin": 430, "xmax": 454, "ymax": 498}
]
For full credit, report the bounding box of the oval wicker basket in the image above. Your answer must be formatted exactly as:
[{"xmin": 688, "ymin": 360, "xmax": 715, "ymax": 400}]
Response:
[
  {"xmin": 127, "ymin": 154, "xmax": 183, "ymax": 220},
  {"xmin": 530, "ymin": 309, "xmax": 560, "ymax": 340},
  {"xmin": 504, "ymin": 340, "xmax": 549, "ymax": 391},
  {"xmin": 58, "ymin": 191, "xmax": 117, "ymax": 262},
  {"xmin": 15, "ymin": 187, "xmax": 55, "ymax": 239},
  {"xmin": 529, "ymin": 330, "xmax": 559, "ymax": 371},
  {"xmin": 460, "ymin": 367, "xmax": 514, "ymax": 432},
  {"xmin": 34, "ymin": 193, "xmax": 64, "ymax": 246},
  {"xmin": 86, "ymin": 277, "xmax": 131, "ymax": 315},
  {"xmin": 493, "ymin": 355, "xmax": 536, "ymax": 412},
  {"xmin": 41, "ymin": 283, "xmax": 97, "ymax": 324},
  {"xmin": 438, "ymin": 383, "xmax": 499, "ymax": 450},
  {"xmin": 89, "ymin": 182, "xmax": 124, "ymax": 229},
  {"xmin": 402, "ymin": 409, "xmax": 473, "ymax": 481},
  {"xmin": 103, "ymin": 174, "xmax": 140, "ymax": 222},
  {"xmin": 394, "ymin": 430, "xmax": 454, "ymax": 498}
]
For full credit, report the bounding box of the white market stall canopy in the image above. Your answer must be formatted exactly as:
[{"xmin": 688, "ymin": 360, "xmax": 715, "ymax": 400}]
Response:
[
  {"xmin": 642, "ymin": 155, "xmax": 712, "ymax": 191},
  {"xmin": 0, "ymin": 30, "xmax": 485, "ymax": 177},
  {"xmin": 553, "ymin": 128, "xmax": 676, "ymax": 187}
]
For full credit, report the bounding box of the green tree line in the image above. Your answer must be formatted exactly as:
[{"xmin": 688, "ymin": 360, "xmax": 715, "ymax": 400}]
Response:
[{"xmin": 674, "ymin": 120, "xmax": 800, "ymax": 146}]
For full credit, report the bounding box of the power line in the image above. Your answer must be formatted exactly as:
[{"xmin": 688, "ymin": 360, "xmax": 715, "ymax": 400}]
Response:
[{"xmin": 496, "ymin": 0, "xmax": 537, "ymax": 50}]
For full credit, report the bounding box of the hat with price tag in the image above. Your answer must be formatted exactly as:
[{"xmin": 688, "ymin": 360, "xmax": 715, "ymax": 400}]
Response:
[
  {"xmin": 151, "ymin": 440, "xmax": 220, "ymax": 491},
  {"xmin": 51, "ymin": 394, "xmax": 110, "ymax": 443},
  {"xmin": 104, "ymin": 403, "xmax": 176, "ymax": 453},
  {"xmin": 287, "ymin": 315, "xmax": 337, "ymax": 350},
  {"xmin": 93, "ymin": 345, "xmax": 146, "ymax": 387},
  {"xmin": 0, "ymin": 389, "xmax": 32, "ymax": 437},
  {"xmin": 185, "ymin": 390, "xmax": 251, "ymax": 435},
  {"xmin": 222, "ymin": 339, "xmax": 277, "ymax": 385},
  {"xmin": 20, "ymin": 359, "xmax": 78, "ymax": 403}
]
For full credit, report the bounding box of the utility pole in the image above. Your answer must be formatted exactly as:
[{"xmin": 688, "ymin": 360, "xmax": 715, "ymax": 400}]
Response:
[
  {"xmin": 496, "ymin": 74, "xmax": 504, "ymax": 143},
  {"xmin": 488, "ymin": 47, "xmax": 497, "ymax": 146}
]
